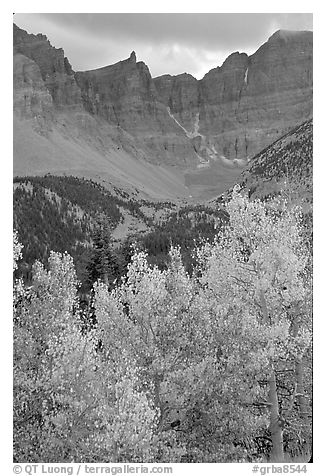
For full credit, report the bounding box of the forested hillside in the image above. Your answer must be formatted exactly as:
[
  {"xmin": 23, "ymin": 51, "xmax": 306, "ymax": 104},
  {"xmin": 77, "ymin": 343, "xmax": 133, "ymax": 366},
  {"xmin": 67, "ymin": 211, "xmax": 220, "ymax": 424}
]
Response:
[
  {"xmin": 14, "ymin": 175, "xmax": 227, "ymax": 289},
  {"xmin": 219, "ymin": 119, "xmax": 313, "ymax": 206},
  {"xmin": 13, "ymin": 176, "xmax": 172, "ymax": 284}
]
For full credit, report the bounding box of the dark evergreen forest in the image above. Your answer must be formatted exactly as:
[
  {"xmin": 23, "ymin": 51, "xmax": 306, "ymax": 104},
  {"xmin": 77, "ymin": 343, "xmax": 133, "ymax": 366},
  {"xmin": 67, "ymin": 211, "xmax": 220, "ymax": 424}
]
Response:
[{"xmin": 13, "ymin": 175, "xmax": 227, "ymax": 293}]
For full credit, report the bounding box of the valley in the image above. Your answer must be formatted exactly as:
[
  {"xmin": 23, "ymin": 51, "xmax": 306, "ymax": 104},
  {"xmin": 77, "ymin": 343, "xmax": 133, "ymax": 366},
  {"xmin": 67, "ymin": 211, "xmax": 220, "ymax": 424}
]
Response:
[{"xmin": 13, "ymin": 117, "xmax": 313, "ymax": 294}]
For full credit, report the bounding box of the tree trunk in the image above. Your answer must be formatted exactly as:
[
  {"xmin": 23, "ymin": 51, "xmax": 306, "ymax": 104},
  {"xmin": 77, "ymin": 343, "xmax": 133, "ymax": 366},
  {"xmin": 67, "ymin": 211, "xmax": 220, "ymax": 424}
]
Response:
[
  {"xmin": 295, "ymin": 358, "xmax": 311, "ymax": 453},
  {"xmin": 292, "ymin": 316, "xmax": 311, "ymax": 451},
  {"xmin": 259, "ymin": 290, "xmax": 284, "ymax": 461},
  {"xmin": 295, "ymin": 359, "xmax": 309, "ymax": 419},
  {"xmin": 268, "ymin": 366, "xmax": 284, "ymax": 462},
  {"xmin": 111, "ymin": 440, "xmax": 119, "ymax": 462},
  {"xmin": 292, "ymin": 319, "xmax": 309, "ymax": 420}
]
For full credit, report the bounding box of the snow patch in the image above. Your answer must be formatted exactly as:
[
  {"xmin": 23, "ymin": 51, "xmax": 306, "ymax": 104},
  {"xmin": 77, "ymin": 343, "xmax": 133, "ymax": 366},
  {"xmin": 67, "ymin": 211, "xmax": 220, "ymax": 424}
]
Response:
[
  {"xmin": 166, "ymin": 107, "xmax": 221, "ymax": 167},
  {"xmin": 197, "ymin": 162, "xmax": 210, "ymax": 169},
  {"xmin": 244, "ymin": 67, "xmax": 248, "ymax": 84},
  {"xmin": 194, "ymin": 151, "xmax": 208, "ymax": 164},
  {"xmin": 167, "ymin": 108, "xmax": 204, "ymax": 139},
  {"xmin": 167, "ymin": 107, "xmax": 191, "ymax": 137},
  {"xmin": 192, "ymin": 112, "xmax": 204, "ymax": 138}
]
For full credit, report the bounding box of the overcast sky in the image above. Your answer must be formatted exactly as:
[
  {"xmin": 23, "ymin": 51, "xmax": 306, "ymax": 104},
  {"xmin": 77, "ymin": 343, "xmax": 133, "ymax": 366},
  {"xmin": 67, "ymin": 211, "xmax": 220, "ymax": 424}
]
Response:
[{"xmin": 13, "ymin": 13, "xmax": 313, "ymax": 79}]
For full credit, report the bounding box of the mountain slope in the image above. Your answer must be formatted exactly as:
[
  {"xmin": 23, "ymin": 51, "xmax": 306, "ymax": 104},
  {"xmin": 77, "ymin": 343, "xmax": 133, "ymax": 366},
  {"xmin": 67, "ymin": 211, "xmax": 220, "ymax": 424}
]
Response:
[
  {"xmin": 210, "ymin": 119, "xmax": 313, "ymax": 210},
  {"xmin": 13, "ymin": 113, "xmax": 191, "ymax": 200},
  {"xmin": 239, "ymin": 118, "xmax": 312, "ymax": 204}
]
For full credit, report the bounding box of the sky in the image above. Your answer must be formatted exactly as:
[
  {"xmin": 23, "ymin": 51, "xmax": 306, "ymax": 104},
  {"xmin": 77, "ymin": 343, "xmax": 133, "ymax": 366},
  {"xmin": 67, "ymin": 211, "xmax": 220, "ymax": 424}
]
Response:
[{"xmin": 13, "ymin": 13, "xmax": 313, "ymax": 79}]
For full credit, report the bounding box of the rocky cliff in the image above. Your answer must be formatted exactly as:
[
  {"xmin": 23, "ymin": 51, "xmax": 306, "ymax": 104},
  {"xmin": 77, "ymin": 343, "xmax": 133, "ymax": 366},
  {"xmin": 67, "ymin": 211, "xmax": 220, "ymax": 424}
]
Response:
[
  {"xmin": 13, "ymin": 23, "xmax": 81, "ymax": 107},
  {"xmin": 75, "ymin": 52, "xmax": 198, "ymax": 165},
  {"xmin": 13, "ymin": 24, "xmax": 198, "ymax": 168},
  {"xmin": 154, "ymin": 29, "xmax": 313, "ymax": 161}
]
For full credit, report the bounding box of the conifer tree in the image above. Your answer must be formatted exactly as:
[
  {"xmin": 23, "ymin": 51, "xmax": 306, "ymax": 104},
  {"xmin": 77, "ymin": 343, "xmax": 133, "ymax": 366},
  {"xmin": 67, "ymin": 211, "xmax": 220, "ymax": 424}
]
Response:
[{"xmin": 86, "ymin": 217, "xmax": 119, "ymax": 288}]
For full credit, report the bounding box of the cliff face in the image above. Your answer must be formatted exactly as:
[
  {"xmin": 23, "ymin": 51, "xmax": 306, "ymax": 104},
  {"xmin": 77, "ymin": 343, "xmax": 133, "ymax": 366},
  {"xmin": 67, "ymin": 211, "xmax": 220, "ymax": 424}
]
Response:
[
  {"xmin": 75, "ymin": 52, "xmax": 158, "ymax": 129},
  {"xmin": 154, "ymin": 30, "xmax": 313, "ymax": 161},
  {"xmin": 13, "ymin": 23, "xmax": 81, "ymax": 107},
  {"xmin": 154, "ymin": 73, "xmax": 199, "ymax": 126},
  {"xmin": 13, "ymin": 53, "xmax": 53, "ymax": 119},
  {"xmin": 246, "ymin": 30, "xmax": 312, "ymax": 95},
  {"xmin": 13, "ymin": 25, "xmax": 198, "ymax": 166},
  {"xmin": 75, "ymin": 53, "xmax": 198, "ymax": 165}
]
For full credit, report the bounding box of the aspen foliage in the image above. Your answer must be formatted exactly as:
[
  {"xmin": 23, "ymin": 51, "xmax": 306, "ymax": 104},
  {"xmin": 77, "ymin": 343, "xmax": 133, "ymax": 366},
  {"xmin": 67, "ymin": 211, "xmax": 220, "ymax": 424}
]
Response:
[{"xmin": 13, "ymin": 188, "xmax": 312, "ymax": 462}]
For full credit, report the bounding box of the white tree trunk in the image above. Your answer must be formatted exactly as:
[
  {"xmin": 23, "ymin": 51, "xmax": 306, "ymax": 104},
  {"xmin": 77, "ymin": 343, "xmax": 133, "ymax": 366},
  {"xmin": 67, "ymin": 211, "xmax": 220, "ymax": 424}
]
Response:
[{"xmin": 268, "ymin": 367, "xmax": 284, "ymax": 462}]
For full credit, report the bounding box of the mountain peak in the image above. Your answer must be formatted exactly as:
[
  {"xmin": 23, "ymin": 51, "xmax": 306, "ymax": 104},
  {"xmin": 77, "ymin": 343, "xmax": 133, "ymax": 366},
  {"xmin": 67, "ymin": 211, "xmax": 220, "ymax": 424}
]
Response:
[
  {"xmin": 221, "ymin": 51, "xmax": 248, "ymax": 69},
  {"xmin": 268, "ymin": 29, "xmax": 312, "ymax": 43},
  {"xmin": 129, "ymin": 51, "xmax": 136, "ymax": 62}
]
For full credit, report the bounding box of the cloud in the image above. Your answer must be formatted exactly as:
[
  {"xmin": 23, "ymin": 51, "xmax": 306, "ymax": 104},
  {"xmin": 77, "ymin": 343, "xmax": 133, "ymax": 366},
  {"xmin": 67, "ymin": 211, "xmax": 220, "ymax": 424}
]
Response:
[{"xmin": 13, "ymin": 13, "xmax": 313, "ymax": 79}]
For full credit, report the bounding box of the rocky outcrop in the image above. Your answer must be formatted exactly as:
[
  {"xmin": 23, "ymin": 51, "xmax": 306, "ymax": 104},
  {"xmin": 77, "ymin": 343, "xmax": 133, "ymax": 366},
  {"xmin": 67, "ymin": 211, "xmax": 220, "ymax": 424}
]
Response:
[
  {"xmin": 13, "ymin": 53, "xmax": 53, "ymax": 118},
  {"xmin": 13, "ymin": 24, "xmax": 82, "ymax": 107},
  {"xmin": 200, "ymin": 52, "xmax": 249, "ymax": 104}
]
